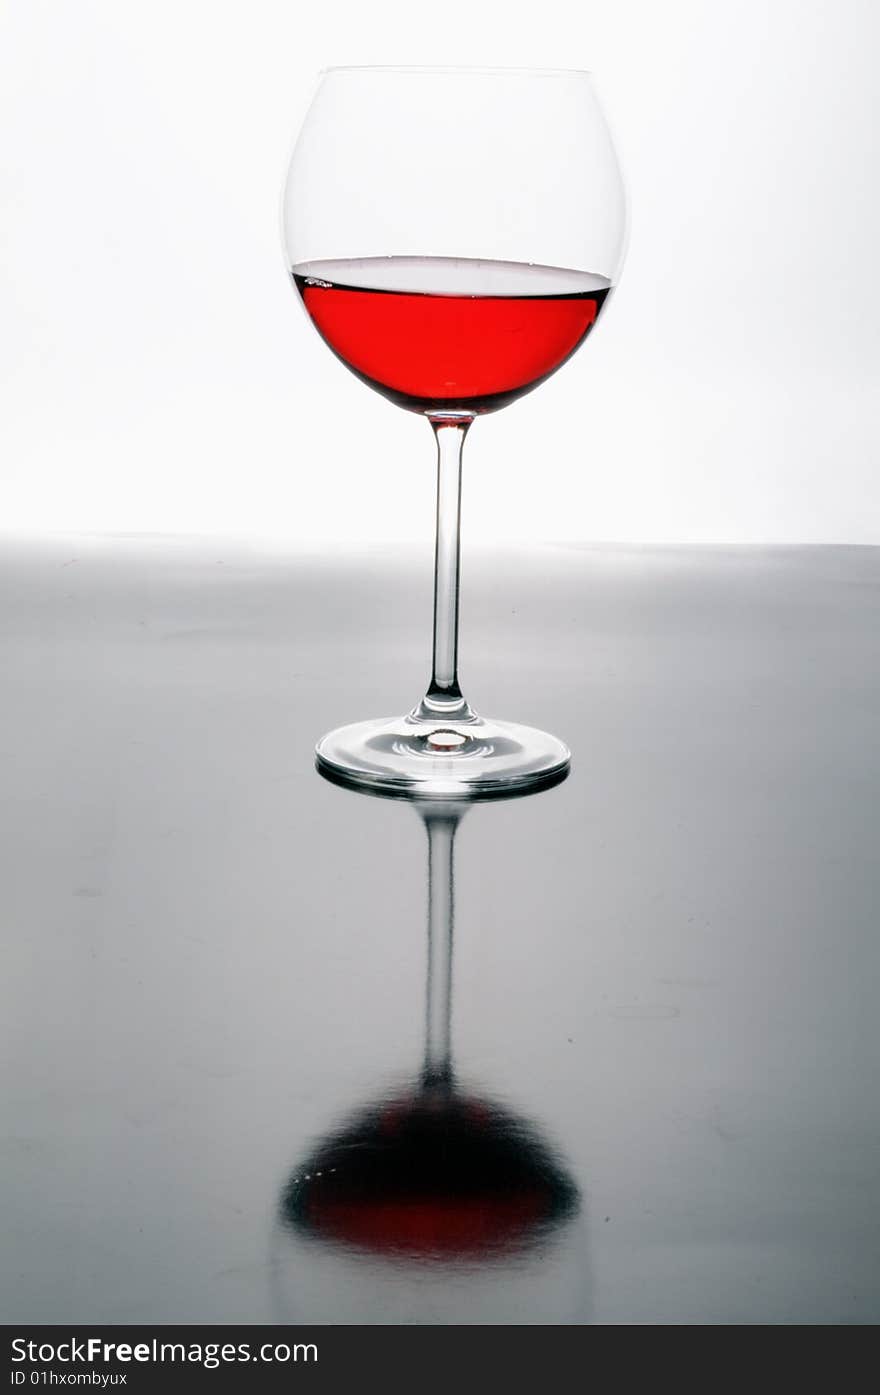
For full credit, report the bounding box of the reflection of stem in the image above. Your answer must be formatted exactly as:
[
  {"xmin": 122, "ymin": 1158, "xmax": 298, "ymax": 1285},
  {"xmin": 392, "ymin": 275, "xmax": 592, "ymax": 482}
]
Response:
[{"xmin": 421, "ymin": 809, "xmax": 463, "ymax": 1086}]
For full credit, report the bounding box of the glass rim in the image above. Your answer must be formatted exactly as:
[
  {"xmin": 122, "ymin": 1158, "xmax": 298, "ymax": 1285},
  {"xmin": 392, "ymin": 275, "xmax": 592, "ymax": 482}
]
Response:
[{"xmin": 319, "ymin": 64, "xmax": 594, "ymax": 79}]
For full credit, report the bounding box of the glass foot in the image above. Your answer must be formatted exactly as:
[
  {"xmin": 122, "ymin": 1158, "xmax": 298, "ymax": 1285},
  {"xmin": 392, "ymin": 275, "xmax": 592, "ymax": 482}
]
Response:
[{"xmin": 316, "ymin": 711, "xmax": 570, "ymax": 799}]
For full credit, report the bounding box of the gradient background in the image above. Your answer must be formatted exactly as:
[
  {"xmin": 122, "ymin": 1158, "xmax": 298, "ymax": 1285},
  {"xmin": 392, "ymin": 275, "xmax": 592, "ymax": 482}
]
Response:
[
  {"xmin": 2, "ymin": 0, "xmax": 878, "ymax": 545},
  {"xmin": 2, "ymin": 0, "xmax": 879, "ymax": 1329}
]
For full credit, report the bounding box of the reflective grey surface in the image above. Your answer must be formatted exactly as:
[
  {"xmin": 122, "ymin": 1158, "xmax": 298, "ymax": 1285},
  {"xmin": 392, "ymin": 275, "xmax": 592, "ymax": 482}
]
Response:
[{"xmin": 1, "ymin": 537, "xmax": 879, "ymax": 1324}]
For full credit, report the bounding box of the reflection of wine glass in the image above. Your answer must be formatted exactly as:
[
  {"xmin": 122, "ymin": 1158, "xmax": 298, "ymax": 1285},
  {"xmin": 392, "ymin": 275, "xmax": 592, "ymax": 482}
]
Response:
[
  {"xmin": 282, "ymin": 67, "xmax": 627, "ymax": 798},
  {"xmin": 272, "ymin": 791, "xmax": 589, "ymax": 1323}
]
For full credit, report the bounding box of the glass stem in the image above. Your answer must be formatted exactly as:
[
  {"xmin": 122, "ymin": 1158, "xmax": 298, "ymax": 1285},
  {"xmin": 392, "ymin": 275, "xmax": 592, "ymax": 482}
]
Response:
[{"xmin": 413, "ymin": 418, "xmax": 475, "ymax": 725}]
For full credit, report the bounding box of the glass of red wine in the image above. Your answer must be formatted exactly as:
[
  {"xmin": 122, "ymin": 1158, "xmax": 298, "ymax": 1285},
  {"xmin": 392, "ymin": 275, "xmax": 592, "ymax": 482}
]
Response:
[{"xmin": 282, "ymin": 67, "xmax": 627, "ymax": 796}]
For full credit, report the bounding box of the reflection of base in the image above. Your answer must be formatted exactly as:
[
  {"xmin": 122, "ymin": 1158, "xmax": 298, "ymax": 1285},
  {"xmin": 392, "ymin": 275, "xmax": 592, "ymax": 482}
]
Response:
[{"xmin": 316, "ymin": 712, "xmax": 570, "ymax": 798}]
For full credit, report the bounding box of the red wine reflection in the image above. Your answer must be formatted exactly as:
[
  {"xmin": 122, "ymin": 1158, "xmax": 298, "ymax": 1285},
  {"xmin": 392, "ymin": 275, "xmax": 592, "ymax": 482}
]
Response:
[{"xmin": 280, "ymin": 800, "xmax": 578, "ymax": 1263}]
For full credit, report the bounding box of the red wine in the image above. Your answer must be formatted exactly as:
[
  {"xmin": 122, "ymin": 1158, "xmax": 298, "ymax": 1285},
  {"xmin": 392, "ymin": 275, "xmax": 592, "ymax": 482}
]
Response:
[
  {"xmin": 282, "ymin": 1084, "xmax": 578, "ymax": 1260},
  {"xmin": 293, "ymin": 256, "xmax": 611, "ymax": 415}
]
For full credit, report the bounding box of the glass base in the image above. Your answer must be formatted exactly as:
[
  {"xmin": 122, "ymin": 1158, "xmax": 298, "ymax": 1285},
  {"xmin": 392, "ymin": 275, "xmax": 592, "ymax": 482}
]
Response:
[{"xmin": 315, "ymin": 711, "xmax": 570, "ymax": 799}]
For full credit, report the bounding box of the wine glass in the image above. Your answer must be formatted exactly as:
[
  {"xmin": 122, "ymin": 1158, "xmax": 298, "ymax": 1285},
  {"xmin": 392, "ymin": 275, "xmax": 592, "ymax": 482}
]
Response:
[{"xmin": 282, "ymin": 67, "xmax": 627, "ymax": 797}]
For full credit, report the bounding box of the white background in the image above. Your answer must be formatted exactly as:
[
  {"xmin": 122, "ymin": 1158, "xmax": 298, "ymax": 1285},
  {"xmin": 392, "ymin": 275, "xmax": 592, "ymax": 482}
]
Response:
[{"xmin": 1, "ymin": 0, "xmax": 878, "ymax": 544}]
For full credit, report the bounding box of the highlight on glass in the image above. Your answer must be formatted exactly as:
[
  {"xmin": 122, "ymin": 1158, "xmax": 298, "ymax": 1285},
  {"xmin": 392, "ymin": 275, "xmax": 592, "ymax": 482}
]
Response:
[{"xmin": 282, "ymin": 67, "xmax": 627, "ymax": 796}]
